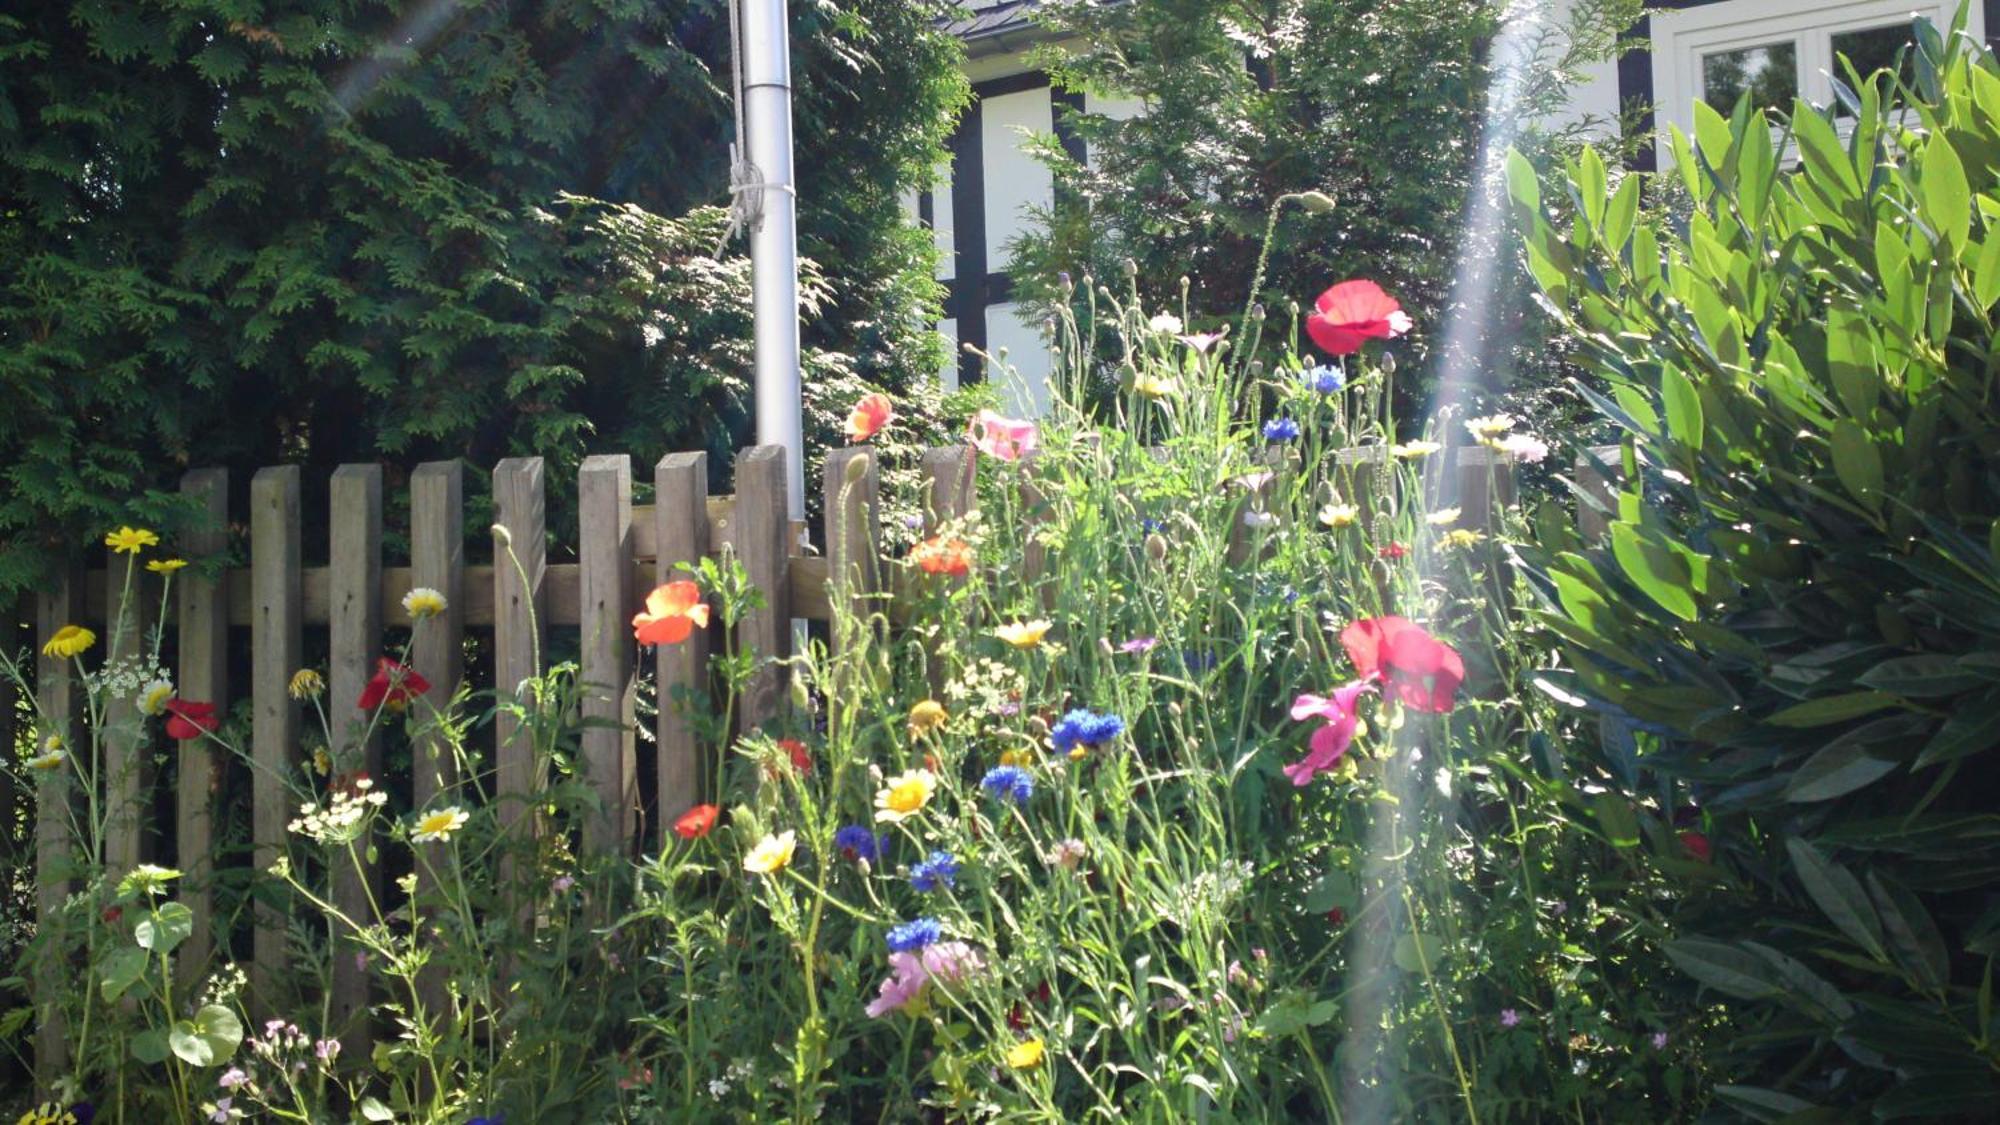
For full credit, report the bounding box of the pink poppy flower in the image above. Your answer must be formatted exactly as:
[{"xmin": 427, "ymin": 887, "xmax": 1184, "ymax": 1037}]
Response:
[
  {"xmin": 967, "ymin": 410, "xmax": 1039, "ymax": 462},
  {"xmin": 1285, "ymin": 680, "xmax": 1375, "ymax": 786},
  {"xmin": 919, "ymin": 940, "xmax": 985, "ymax": 985},
  {"xmin": 865, "ymin": 952, "xmax": 931, "ymax": 1018},
  {"xmin": 1306, "ymin": 281, "xmax": 1413, "ymax": 357}
]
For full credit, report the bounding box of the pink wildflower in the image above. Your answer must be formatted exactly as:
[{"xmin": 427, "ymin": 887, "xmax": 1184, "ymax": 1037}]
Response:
[
  {"xmin": 1285, "ymin": 680, "xmax": 1376, "ymax": 786},
  {"xmin": 967, "ymin": 410, "xmax": 1039, "ymax": 462}
]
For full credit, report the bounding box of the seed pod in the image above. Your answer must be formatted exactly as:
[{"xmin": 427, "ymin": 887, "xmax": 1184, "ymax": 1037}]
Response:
[{"xmin": 1145, "ymin": 533, "xmax": 1169, "ymax": 563}]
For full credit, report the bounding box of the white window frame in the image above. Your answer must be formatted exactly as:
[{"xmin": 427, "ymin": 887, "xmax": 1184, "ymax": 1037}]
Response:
[{"xmin": 1650, "ymin": 0, "xmax": 1982, "ymax": 164}]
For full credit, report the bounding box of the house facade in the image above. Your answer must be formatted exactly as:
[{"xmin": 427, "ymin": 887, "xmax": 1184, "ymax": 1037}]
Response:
[{"xmin": 925, "ymin": 1, "xmax": 1993, "ymax": 413}]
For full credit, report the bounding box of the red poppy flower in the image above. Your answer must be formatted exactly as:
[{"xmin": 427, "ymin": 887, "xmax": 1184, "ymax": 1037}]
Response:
[
  {"xmin": 846, "ymin": 393, "xmax": 894, "ymax": 442},
  {"xmin": 779, "ymin": 738, "xmax": 812, "ymax": 773},
  {"xmin": 1378, "ymin": 542, "xmax": 1409, "ymax": 560},
  {"xmin": 1339, "ymin": 616, "xmax": 1465, "ymax": 713},
  {"xmin": 911, "ymin": 536, "xmax": 973, "ymax": 578},
  {"xmin": 1305, "ymin": 280, "xmax": 1413, "ymax": 357},
  {"xmin": 1678, "ymin": 831, "xmax": 1712, "ymax": 864},
  {"xmin": 633, "ymin": 580, "xmax": 710, "ymax": 646},
  {"xmin": 673, "ymin": 803, "xmax": 719, "ymax": 840},
  {"xmin": 164, "ymin": 698, "xmax": 221, "ymax": 741},
  {"xmin": 358, "ymin": 657, "xmax": 430, "ymax": 712}
]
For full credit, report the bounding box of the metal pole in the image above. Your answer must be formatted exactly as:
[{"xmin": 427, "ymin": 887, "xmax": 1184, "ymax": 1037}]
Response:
[{"xmin": 741, "ymin": 0, "xmax": 805, "ymax": 523}]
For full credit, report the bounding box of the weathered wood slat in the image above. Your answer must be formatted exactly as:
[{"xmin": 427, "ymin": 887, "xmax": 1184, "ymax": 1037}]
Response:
[
  {"xmin": 34, "ymin": 575, "xmax": 82, "ymax": 1079},
  {"xmin": 176, "ymin": 469, "xmax": 229, "ymax": 986},
  {"xmin": 733, "ymin": 446, "xmax": 790, "ymax": 733},
  {"xmin": 630, "ymin": 497, "xmax": 734, "ymax": 561},
  {"xmin": 1453, "ymin": 444, "xmax": 1515, "ymax": 530},
  {"xmin": 250, "ymin": 465, "xmax": 303, "ymax": 1003},
  {"xmin": 102, "ymin": 561, "xmax": 156, "ymax": 873},
  {"xmin": 579, "ymin": 455, "xmax": 636, "ymax": 853},
  {"xmin": 409, "ymin": 462, "xmax": 465, "ymax": 807},
  {"xmin": 654, "ymin": 453, "xmax": 710, "ymax": 833},
  {"xmin": 493, "ymin": 457, "xmax": 546, "ymax": 849},
  {"xmin": 822, "ymin": 447, "xmax": 881, "ymax": 742},
  {"xmin": 328, "ymin": 464, "xmax": 383, "ymax": 1046},
  {"xmin": 923, "ymin": 445, "xmax": 975, "ymax": 529}
]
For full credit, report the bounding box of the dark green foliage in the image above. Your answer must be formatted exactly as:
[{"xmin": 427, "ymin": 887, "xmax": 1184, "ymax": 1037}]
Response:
[
  {"xmin": 0, "ymin": 0, "xmax": 966, "ymax": 588},
  {"xmin": 1514, "ymin": 13, "xmax": 2000, "ymax": 1115},
  {"xmin": 1008, "ymin": 0, "xmax": 1636, "ymax": 408}
]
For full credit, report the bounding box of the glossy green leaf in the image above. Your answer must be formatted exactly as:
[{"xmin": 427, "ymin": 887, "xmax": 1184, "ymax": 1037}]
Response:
[
  {"xmin": 135, "ymin": 901, "xmax": 194, "ymax": 954},
  {"xmin": 1664, "ymin": 938, "xmax": 1782, "ymax": 999},
  {"xmin": 1661, "ymin": 366, "xmax": 1704, "ymax": 452},
  {"xmin": 99, "ymin": 946, "xmax": 147, "ymax": 1003},
  {"xmin": 1913, "ymin": 691, "xmax": 2000, "ymax": 767},
  {"xmin": 1857, "ymin": 654, "xmax": 1984, "ymax": 698},
  {"xmin": 1392, "ymin": 933, "xmax": 1447, "ymax": 973},
  {"xmin": 131, "ymin": 1028, "xmax": 171, "ymax": 1065},
  {"xmin": 1921, "ymin": 132, "xmax": 1972, "ymax": 248},
  {"xmin": 1768, "ymin": 691, "xmax": 1899, "ymax": 728},
  {"xmin": 1786, "ymin": 838, "xmax": 1885, "ymax": 959},
  {"xmin": 1611, "ymin": 523, "xmax": 1698, "ymax": 621},
  {"xmin": 1829, "ymin": 421, "xmax": 1884, "ymax": 515}
]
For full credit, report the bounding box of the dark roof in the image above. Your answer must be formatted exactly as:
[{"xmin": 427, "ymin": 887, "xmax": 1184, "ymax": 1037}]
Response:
[{"xmin": 944, "ymin": 0, "xmax": 1041, "ymax": 46}]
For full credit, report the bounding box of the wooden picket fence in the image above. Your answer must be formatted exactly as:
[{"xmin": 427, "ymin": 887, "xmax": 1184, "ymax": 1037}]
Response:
[{"xmin": 1, "ymin": 438, "xmax": 1584, "ymax": 1081}]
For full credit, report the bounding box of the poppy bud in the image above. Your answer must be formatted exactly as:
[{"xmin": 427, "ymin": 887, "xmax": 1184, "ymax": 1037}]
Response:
[
  {"xmin": 1168, "ymin": 701, "xmax": 1181, "ymax": 718},
  {"xmin": 1027, "ymin": 715, "xmax": 1050, "ymax": 739},
  {"xmin": 843, "ymin": 452, "xmax": 870, "ymax": 484},
  {"xmin": 491, "ymin": 523, "xmax": 512, "ymax": 547},
  {"xmin": 1058, "ymin": 272, "xmax": 1073, "ymax": 296},
  {"xmin": 1293, "ymin": 190, "xmax": 1337, "ymax": 213},
  {"xmin": 1145, "ymin": 533, "xmax": 1168, "ymax": 563},
  {"xmin": 1251, "ymin": 303, "xmax": 1265, "ymax": 322},
  {"xmin": 1122, "ymin": 258, "xmax": 1138, "ymax": 278},
  {"xmin": 1380, "ymin": 352, "xmax": 1397, "ymax": 376},
  {"xmin": 1098, "ymin": 637, "xmax": 1115, "ymax": 657}
]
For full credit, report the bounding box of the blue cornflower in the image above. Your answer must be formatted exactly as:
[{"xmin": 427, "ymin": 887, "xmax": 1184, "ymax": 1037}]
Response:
[
  {"xmin": 1262, "ymin": 417, "xmax": 1301, "ymax": 443},
  {"xmin": 1140, "ymin": 517, "xmax": 1165, "ymax": 533},
  {"xmin": 1302, "ymin": 364, "xmax": 1345, "ymax": 394},
  {"xmin": 980, "ymin": 765, "xmax": 1034, "ymax": 804},
  {"xmin": 834, "ymin": 824, "xmax": 884, "ymax": 863},
  {"xmin": 1050, "ymin": 709, "xmax": 1126, "ymax": 755},
  {"xmin": 909, "ymin": 850, "xmax": 960, "ymax": 893},
  {"xmin": 887, "ymin": 916, "xmax": 942, "ymax": 952}
]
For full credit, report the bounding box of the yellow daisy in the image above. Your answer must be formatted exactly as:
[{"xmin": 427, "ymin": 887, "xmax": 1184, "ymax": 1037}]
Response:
[
  {"xmin": 743, "ymin": 830, "xmax": 797, "ymax": 874},
  {"xmin": 993, "ymin": 620, "xmax": 1052, "ymax": 649},
  {"xmin": 105, "ymin": 526, "xmax": 160, "ymax": 554},
  {"xmin": 1390, "ymin": 440, "xmax": 1442, "ymax": 459},
  {"xmin": 874, "ymin": 769, "xmax": 937, "ymax": 823},
  {"xmin": 41, "ymin": 625, "xmax": 96, "ymax": 659},
  {"xmin": 1441, "ymin": 528, "xmax": 1487, "ymax": 550},
  {"xmin": 27, "ymin": 744, "xmax": 65, "ymax": 771},
  {"xmin": 907, "ymin": 699, "xmax": 949, "ymax": 739},
  {"xmin": 139, "ymin": 680, "xmax": 175, "ymax": 716},
  {"xmin": 146, "ymin": 558, "xmax": 188, "ymax": 574},
  {"xmin": 411, "ymin": 806, "xmax": 469, "ymax": 843},
  {"xmin": 402, "ymin": 586, "xmax": 448, "ymax": 620},
  {"xmin": 1006, "ymin": 1037, "xmax": 1046, "ymax": 1069},
  {"xmin": 1425, "ymin": 507, "xmax": 1461, "ymax": 527},
  {"xmin": 1133, "ymin": 374, "xmax": 1179, "ymax": 399},
  {"xmin": 1318, "ymin": 502, "xmax": 1360, "ymax": 528},
  {"xmin": 1465, "ymin": 413, "xmax": 1516, "ymax": 440},
  {"xmin": 288, "ymin": 668, "xmax": 325, "ymax": 700}
]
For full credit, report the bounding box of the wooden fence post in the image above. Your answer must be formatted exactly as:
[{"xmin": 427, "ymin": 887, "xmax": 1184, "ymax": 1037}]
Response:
[
  {"xmin": 176, "ymin": 469, "xmax": 229, "ymax": 987},
  {"xmin": 923, "ymin": 446, "xmax": 974, "ymax": 530},
  {"xmin": 493, "ymin": 457, "xmax": 546, "ymax": 852},
  {"xmin": 407, "ymin": 460, "xmax": 463, "ymax": 1016},
  {"xmin": 102, "ymin": 561, "xmax": 156, "ymax": 873},
  {"xmin": 329, "ymin": 464, "xmax": 383, "ymax": 1045},
  {"xmin": 33, "ymin": 575, "xmax": 81, "ymax": 1080},
  {"xmin": 579, "ymin": 455, "xmax": 636, "ymax": 854},
  {"xmin": 250, "ymin": 465, "xmax": 303, "ymax": 1003},
  {"xmin": 1453, "ymin": 445, "xmax": 1516, "ymax": 531},
  {"xmin": 823, "ymin": 447, "xmax": 880, "ymax": 742},
  {"xmin": 734, "ymin": 446, "xmax": 791, "ymax": 733},
  {"xmin": 654, "ymin": 452, "xmax": 709, "ymax": 836}
]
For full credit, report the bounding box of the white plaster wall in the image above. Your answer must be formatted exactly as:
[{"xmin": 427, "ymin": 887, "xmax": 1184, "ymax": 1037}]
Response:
[
  {"xmin": 980, "ymin": 87, "xmax": 1057, "ymax": 268},
  {"xmin": 982, "ymin": 301, "xmax": 1054, "ymax": 417}
]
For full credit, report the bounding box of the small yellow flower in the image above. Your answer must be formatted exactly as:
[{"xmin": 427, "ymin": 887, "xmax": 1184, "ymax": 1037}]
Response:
[
  {"xmin": 288, "ymin": 669, "xmax": 325, "ymax": 700},
  {"xmin": 1425, "ymin": 507, "xmax": 1461, "ymax": 527},
  {"xmin": 1318, "ymin": 502, "xmax": 1360, "ymax": 528},
  {"xmin": 1465, "ymin": 413, "xmax": 1516, "ymax": 440},
  {"xmin": 907, "ymin": 699, "xmax": 950, "ymax": 739},
  {"xmin": 998, "ymin": 748, "xmax": 1035, "ymax": 768},
  {"xmin": 105, "ymin": 526, "xmax": 160, "ymax": 554},
  {"xmin": 743, "ymin": 830, "xmax": 797, "ymax": 874},
  {"xmin": 311, "ymin": 747, "xmax": 332, "ymax": 776},
  {"xmin": 874, "ymin": 769, "xmax": 937, "ymax": 823},
  {"xmin": 1006, "ymin": 1037, "xmax": 1046, "ymax": 1069},
  {"xmin": 41, "ymin": 625, "xmax": 96, "ymax": 659},
  {"xmin": 27, "ymin": 745, "xmax": 65, "ymax": 771},
  {"xmin": 993, "ymin": 620, "xmax": 1052, "ymax": 649},
  {"xmin": 411, "ymin": 806, "xmax": 469, "ymax": 843},
  {"xmin": 146, "ymin": 558, "xmax": 188, "ymax": 574},
  {"xmin": 402, "ymin": 586, "xmax": 448, "ymax": 620},
  {"xmin": 1391, "ymin": 440, "xmax": 1442, "ymax": 459},
  {"xmin": 1133, "ymin": 374, "xmax": 1179, "ymax": 399},
  {"xmin": 139, "ymin": 680, "xmax": 175, "ymax": 716},
  {"xmin": 1440, "ymin": 528, "xmax": 1487, "ymax": 550}
]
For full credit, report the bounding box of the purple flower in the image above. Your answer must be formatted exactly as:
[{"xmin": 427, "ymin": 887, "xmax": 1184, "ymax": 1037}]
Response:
[
  {"xmin": 834, "ymin": 824, "xmax": 884, "ymax": 863},
  {"xmin": 1262, "ymin": 417, "xmax": 1301, "ymax": 442},
  {"xmin": 1302, "ymin": 365, "xmax": 1345, "ymax": 394},
  {"xmin": 1499, "ymin": 1008, "xmax": 1520, "ymax": 1028},
  {"xmin": 1650, "ymin": 1030, "xmax": 1669, "ymax": 1050},
  {"xmin": 909, "ymin": 850, "xmax": 959, "ymax": 893},
  {"xmin": 980, "ymin": 765, "xmax": 1034, "ymax": 803},
  {"xmin": 550, "ymin": 874, "xmax": 575, "ymax": 894},
  {"xmin": 887, "ymin": 916, "xmax": 942, "ymax": 953},
  {"xmin": 314, "ymin": 1037, "xmax": 340, "ymax": 1063},
  {"xmin": 1118, "ymin": 636, "xmax": 1159, "ymax": 654}
]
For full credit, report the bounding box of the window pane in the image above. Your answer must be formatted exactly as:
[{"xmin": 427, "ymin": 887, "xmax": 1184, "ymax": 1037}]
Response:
[
  {"xmin": 1832, "ymin": 23, "xmax": 1914, "ymax": 101},
  {"xmin": 1702, "ymin": 42, "xmax": 1798, "ymax": 116}
]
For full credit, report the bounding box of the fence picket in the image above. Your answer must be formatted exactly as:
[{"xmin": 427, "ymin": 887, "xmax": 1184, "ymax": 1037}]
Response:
[
  {"xmin": 493, "ymin": 457, "xmax": 546, "ymax": 851},
  {"xmin": 34, "ymin": 574, "xmax": 82, "ymax": 1079},
  {"xmin": 1454, "ymin": 445, "xmax": 1515, "ymax": 530},
  {"xmin": 407, "ymin": 459, "xmax": 464, "ymax": 1018},
  {"xmin": 823, "ymin": 447, "xmax": 880, "ymax": 741},
  {"xmin": 579, "ymin": 454, "xmax": 636, "ymax": 853},
  {"xmin": 734, "ymin": 446, "xmax": 790, "ymax": 733},
  {"xmin": 654, "ymin": 452, "xmax": 709, "ymax": 834},
  {"xmin": 103, "ymin": 562, "xmax": 155, "ymax": 873},
  {"xmin": 176, "ymin": 469, "xmax": 229, "ymax": 985},
  {"xmin": 250, "ymin": 465, "xmax": 303, "ymax": 1002},
  {"xmin": 329, "ymin": 464, "xmax": 384, "ymax": 1044},
  {"xmin": 923, "ymin": 445, "xmax": 974, "ymax": 529}
]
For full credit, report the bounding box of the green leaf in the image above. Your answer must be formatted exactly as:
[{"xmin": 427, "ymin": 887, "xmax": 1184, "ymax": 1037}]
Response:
[
  {"xmin": 135, "ymin": 902, "xmax": 194, "ymax": 954},
  {"xmin": 1714, "ymin": 1085, "xmax": 1819, "ymax": 1118},
  {"xmin": 1785, "ymin": 736, "xmax": 1901, "ymax": 802},
  {"xmin": 191, "ymin": 1004, "xmax": 243, "ymax": 1064},
  {"xmin": 1505, "ymin": 148, "xmax": 1541, "ymax": 221},
  {"xmin": 1913, "ymin": 691, "xmax": 2000, "ymax": 767},
  {"xmin": 1392, "ymin": 933, "xmax": 1446, "ymax": 973},
  {"xmin": 1785, "ymin": 838, "xmax": 1885, "ymax": 959},
  {"xmin": 1302, "ymin": 869, "xmax": 1355, "ymax": 914},
  {"xmin": 1868, "ymin": 872, "xmax": 1948, "ymax": 993},
  {"xmin": 1828, "ymin": 420, "xmax": 1884, "ymax": 514},
  {"xmin": 359, "ymin": 1097, "xmax": 396, "ymax": 1122},
  {"xmin": 1664, "ymin": 938, "xmax": 1782, "ymax": 999},
  {"xmin": 1661, "ymin": 366, "xmax": 1704, "ymax": 452},
  {"xmin": 131, "ymin": 1027, "xmax": 171, "ymax": 1065},
  {"xmin": 1576, "ymin": 146, "xmax": 1607, "ymax": 230},
  {"xmin": 1604, "ymin": 173, "xmax": 1640, "ymax": 252},
  {"xmin": 1592, "ymin": 794, "xmax": 1642, "ymax": 848},
  {"xmin": 1921, "ymin": 133, "xmax": 1972, "ymax": 248},
  {"xmin": 1972, "ymin": 233, "xmax": 2000, "ymax": 308},
  {"xmin": 1611, "ymin": 523, "xmax": 1698, "ymax": 621},
  {"xmin": 1767, "ymin": 691, "xmax": 1899, "ymax": 728},
  {"xmin": 1825, "ymin": 308, "xmax": 1880, "ymax": 421},
  {"xmin": 169, "ymin": 1020, "xmax": 214, "ymax": 1066},
  {"xmin": 1857, "ymin": 654, "xmax": 1984, "ymax": 698},
  {"xmin": 99, "ymin": 946, "xmax": 148, "ymax": 1003},
  {"xmin": 1793, "ymin": 103, "xmax": 1861, "ymax": 200}
]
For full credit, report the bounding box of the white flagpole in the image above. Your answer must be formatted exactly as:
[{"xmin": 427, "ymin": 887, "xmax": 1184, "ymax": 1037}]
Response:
[{"xmin": 739, "ymin": 0, "xmax": 805, "ymax": 523}]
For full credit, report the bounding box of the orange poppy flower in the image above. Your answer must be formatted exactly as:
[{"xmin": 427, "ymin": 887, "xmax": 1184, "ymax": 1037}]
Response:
[
  {"xmin": 846, "ymin": 393, "xmax": 894, "ymax": 442},
  {"xmin": 673, "ymin": 803, "xmax": 719, "ymax": 840},
  {"xmin": 911, "ymin": 536, "xmax": 973, "ymax": 578},
  {"xmin": 634, "ymin": 580, "xmax": 710, "ymax": 645}
]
